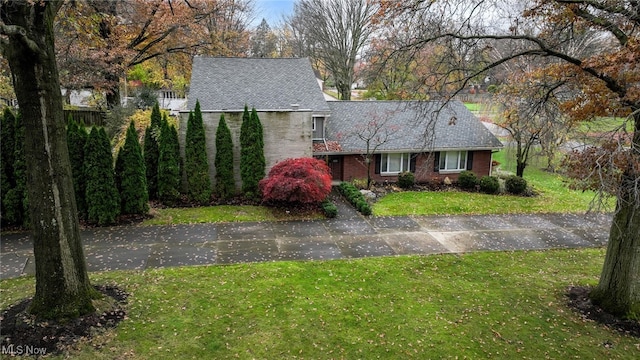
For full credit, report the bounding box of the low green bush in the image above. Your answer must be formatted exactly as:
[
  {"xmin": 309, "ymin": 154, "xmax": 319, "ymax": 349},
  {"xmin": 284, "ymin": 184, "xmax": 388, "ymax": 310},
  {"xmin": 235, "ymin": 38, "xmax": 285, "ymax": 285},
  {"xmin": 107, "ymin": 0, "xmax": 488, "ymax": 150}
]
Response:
[
  {"xmin": 397, "ymin": 171, "xmax": 415, "ymax": 189},
  {"xmin": 458, "ymin": 170, "xmax": 478, "ymax": 190},
  {"xmin": 338, "ymin": 182, "xmax": 372, "ymax": 216},
  {"xmin": 479, "ymin": 176, "xmax": 500, "ymax": 194},
  {"xmin": 321, "ymin": 200, "xmax": 338, "ymax": 218},
  {"xmin": 359, "ymin": 202, "xmax": 372, "ymax": 216},
  {"xmin": 505, "ymin": 175, "xmax": 528, "ymax": 195}
]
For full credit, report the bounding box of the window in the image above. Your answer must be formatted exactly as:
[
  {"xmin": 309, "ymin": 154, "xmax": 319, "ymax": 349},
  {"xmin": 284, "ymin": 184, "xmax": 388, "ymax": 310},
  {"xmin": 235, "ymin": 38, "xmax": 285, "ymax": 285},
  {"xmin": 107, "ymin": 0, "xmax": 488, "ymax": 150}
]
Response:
[
  {"xmin": 439, "ymin": 151, "xmax": 467, "ymax": 172},
  {"xmin": 313, "ymin": 117, "xmax": 324, "ymax": 139},
  {"xmin": 381, "ymin": 153, "xmax": 410, "ymax": 175}
]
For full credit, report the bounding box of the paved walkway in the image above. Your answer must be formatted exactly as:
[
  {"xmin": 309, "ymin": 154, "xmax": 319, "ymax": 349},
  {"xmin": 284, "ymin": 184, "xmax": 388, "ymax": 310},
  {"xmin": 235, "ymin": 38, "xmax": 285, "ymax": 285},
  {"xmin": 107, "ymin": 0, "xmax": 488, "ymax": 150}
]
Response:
[{"xmin": 0, "ymin": 193, "xmax": 611, "ymax": 280}]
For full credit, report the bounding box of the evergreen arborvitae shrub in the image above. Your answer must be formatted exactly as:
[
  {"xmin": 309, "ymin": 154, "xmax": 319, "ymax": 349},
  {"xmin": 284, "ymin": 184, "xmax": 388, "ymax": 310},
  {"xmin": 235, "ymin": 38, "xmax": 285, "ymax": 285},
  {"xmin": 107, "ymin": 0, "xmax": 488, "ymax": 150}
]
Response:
[
  {"xmin": 259, "ymin": 157, "xmax": 332, "ymax": 204},
  {"xmin": 169, "ymin": 116, "xmax": 182, "ymax": 176},
  {"xmin": 185, "ymin": 100, "xmax": 211, "ymax": 205},
  {"xmin": 1, "ymin": 108, "xmax": 16, "ymax": 225},
  {"xmin": 397, "ymin": 171, "xmax": 415, "ymax": 189},
  {"xmin": 157, "ymin": 116, "xmax": 181, "ymax": 205},
  {"xmin": 13, "ymin": 111, "xmax": 28, "ymax": 227},
  {"xmin": 215, "ymin": 114, "xmax": 235, "ymax": 200},
  {"xmin": 66, "ymin": 116, "xmax": 88, "ymax": 219},
  {"xmin": 144, "ymin": 103, "xmax": 162, "ymax": 199},
  {"xmin": 1, "ymin": 108, "xmax": 28, "ymax": 226},
  {"xmin": 84, "ymin": 127, "xmax": 120, "ymax": 225},
  {"xmin": 1, "ymin": 108, "xmax": 16, "ymax": 188},
  {"xmin": 240, "ymin": 105, "xmax": 254, "ymax": 196},
  {"xmin": 115, "ymin": 121, "xmax": 149, "ymax": 214},
  {"xmin": 458, "ymin": 170, "xmax": 479, "ymax": 190},
  {"xmin": 505, "ymin": 175, "xmax": 528, "ymax": 195},
  {"xmin": 240, "ymin": 105, "xmax": 251, "ymax": 150},
  {"xmin": 240, "ymin": 106, "xmax": 266, "ymax": 198},
  {"xmin": 250, "ymin": 107, "xmax": 266, "ymax": 181},
  {"xmin": 2, "ymin": 110, "xmax": 29, "ymax": 227},
  {"xmin": 150, "ymin": 102, "xmax": 162, "ymax": 128},
  {"xmin": 479, "ymin": 175, "xmax": 500, "ymax": 194}
]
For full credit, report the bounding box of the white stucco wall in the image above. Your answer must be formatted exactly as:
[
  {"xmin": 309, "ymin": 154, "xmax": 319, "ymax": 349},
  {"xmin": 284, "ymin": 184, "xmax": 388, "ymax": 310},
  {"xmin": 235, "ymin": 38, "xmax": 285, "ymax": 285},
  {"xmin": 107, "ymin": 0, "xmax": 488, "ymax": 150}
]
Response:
[{"xmin": 179, "ymin": 110, "xmax": 313, "ymax": 191}]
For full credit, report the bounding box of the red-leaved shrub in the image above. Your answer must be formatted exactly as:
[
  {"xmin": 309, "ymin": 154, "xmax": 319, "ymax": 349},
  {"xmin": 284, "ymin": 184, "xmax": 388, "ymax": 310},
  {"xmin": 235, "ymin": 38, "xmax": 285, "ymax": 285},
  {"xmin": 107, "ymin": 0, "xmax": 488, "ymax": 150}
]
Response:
[{"xmin": 259, "ymin": 158, "xmax": 332, "ymax": 204}]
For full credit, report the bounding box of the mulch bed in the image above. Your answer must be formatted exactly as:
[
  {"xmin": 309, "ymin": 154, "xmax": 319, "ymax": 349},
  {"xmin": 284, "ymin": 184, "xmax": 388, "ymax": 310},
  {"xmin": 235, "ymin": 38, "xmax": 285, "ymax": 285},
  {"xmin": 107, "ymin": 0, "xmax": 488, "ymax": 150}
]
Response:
[
  {"xmin": 566, "ymin": 286, "xmax": 640, "ymax": 338},
  {"xmin": 1, "ymin": 285, "xmax": 128, "ymax": 357}
]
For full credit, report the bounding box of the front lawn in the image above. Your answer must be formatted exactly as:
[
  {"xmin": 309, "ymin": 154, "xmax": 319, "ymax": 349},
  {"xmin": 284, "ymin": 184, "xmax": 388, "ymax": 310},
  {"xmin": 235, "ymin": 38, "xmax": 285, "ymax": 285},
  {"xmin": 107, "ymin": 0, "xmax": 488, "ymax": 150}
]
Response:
[
  {"xmin": 143, "ymin": 204, "xmax": 324, "ymax": 226},
  {"xmin": 374, "ymin": 150, "xmax": 612, "ymax": 216},
  {"xmin": 1, "ymin": 249, "xmax": 637, "ymax": 359}
]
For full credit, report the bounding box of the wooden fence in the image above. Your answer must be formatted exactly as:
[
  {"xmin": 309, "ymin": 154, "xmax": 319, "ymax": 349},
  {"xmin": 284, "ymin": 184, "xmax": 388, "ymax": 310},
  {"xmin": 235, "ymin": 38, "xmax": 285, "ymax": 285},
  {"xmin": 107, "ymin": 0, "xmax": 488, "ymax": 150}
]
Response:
[{"xmin": 64, "ymin": 108, "xmax": 107, "ymax": 127}]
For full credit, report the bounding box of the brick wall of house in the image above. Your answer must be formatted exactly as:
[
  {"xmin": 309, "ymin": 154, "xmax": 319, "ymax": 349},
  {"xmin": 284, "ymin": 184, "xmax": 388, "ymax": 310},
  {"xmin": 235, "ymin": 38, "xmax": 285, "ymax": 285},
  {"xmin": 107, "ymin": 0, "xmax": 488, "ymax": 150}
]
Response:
[
  {"xmin": 340, "ymin": 150, "xmax": 494, "ymax": 184},
  {"xmin": 180, "ymin": 110, "xmax": 313, "ymax": 190}
]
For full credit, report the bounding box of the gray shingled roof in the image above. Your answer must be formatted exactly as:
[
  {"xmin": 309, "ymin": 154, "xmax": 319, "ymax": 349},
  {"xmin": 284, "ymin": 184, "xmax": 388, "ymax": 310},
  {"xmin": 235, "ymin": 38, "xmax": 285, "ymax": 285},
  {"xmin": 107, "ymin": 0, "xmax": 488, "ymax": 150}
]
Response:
[
  {"xmin": 323, "ymin": 101, "xmax": 503, "ymax": 153},
  {"xmin": 187, "ymin": 57, "xmax": 330, "ymax": 112}
]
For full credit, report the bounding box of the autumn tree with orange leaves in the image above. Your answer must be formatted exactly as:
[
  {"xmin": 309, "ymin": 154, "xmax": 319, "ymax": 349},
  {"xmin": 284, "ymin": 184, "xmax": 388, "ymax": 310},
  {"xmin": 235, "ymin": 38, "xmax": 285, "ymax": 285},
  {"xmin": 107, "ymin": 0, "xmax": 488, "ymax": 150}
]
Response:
[
  {"xmin": 376, "ymin": 0, "xmax": 640, "ymax": 318},
  {"xmin": 54, "ymin": 0, "xmax": 254, "ymax": 108}
]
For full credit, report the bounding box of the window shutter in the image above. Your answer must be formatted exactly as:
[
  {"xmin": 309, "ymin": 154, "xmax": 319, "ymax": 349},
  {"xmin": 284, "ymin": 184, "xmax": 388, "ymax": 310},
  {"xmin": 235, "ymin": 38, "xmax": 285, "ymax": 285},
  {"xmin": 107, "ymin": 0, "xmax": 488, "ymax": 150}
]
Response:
[
  {"xmin": 433, "ymin": 152, "xmax": 440, "ymax": 172},
  {"xmin": 466, "ymin": 151, "xmax": 473, "ymax": 170},
  {"xmin": 410, "ymin": 153, "xmax": 417, "ymax": 172},
  {"xmin": 374, "ymin": 154, "xmax": 381, "ymax": 174}
]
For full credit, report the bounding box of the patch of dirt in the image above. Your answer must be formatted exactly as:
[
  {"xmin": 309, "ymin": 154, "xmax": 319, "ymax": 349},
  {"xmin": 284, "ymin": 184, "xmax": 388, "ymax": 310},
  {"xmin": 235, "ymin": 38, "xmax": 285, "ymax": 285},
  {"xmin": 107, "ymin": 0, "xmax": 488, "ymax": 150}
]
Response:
[
  {"xmin": 1, "ymin": 285, "xmax": 128, "ymax": 357},
  {"xmin": 566, "ymin": 286, "xmax": 640, "ymax": 338}
]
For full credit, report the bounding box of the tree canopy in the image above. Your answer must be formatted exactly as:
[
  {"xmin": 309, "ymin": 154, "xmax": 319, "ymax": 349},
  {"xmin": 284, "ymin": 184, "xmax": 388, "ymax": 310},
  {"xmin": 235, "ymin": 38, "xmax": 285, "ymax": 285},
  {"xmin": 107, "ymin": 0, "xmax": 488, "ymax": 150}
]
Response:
[
  {"xmin": 376, "ymin": 0, "xmax": 640, "ymax": 318},
  {"xmin": 288, "ymin": 0, "xmax": 378, "ymax": 100},
  {"xmin": 53, "ymin": 0, "xmax": 255, "ymax": 107}
]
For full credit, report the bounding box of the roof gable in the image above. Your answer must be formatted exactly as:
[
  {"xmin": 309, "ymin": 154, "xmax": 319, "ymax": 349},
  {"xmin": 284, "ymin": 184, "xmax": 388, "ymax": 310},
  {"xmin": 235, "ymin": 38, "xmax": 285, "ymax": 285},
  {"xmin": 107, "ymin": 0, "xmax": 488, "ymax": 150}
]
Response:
[
  {"xmin": 324, "ymin": 101, "xmax": 502, "ymax": 153},
  {"xmin": 187, "ymin": 57, "xmax": 330, "ymax": 113}
]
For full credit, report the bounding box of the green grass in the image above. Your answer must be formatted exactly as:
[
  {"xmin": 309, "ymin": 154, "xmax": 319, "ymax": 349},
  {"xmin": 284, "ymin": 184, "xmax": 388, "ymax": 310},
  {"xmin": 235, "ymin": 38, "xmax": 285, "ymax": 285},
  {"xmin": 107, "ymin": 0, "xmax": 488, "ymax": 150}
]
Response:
[
  {"xmin": 374, "ymin": 150, "xmax": 612, "ymax": 216},
  {"xmin": 143, "ymin": 205, "xmax": 323, "ymax": 225},
  {"xmin": 577, "ymin": 116, "xmax": 634, "ymax": 134},
  {"xmin": 2, "ymin": 249, "xmax": 638, "ymax": 359},
  {"xmin": 464, "ymin": 102, "xmax": 482, "ymax": 112}
]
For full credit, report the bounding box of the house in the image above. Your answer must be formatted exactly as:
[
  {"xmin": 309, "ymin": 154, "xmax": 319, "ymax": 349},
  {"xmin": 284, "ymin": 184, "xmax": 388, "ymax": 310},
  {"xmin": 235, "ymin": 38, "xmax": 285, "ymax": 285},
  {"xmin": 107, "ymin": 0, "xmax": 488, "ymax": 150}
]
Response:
[
  {"xmin": 314, "ymin": 101, "xmax": 503, "ymax": 183},
  {"xmin": 181, "ymin": 56, "xmax": 502, "ymax": 188},
  {"xmin": 180, "ymin": 57, "xmax": 330, "ymax": 189}
]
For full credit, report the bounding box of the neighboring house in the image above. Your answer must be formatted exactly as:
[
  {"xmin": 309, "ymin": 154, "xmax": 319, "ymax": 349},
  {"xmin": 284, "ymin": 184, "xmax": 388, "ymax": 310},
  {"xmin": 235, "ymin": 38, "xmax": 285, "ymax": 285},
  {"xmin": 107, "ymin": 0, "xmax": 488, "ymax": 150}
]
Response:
[
  {"xmin": 180, "ymin": 56, "xmax": 330, "ymax": 189},
  {"xmin": 314, "ymin": 101, "xmax": 503, "ymax": 183},
  {"xmin": 182, "ymin": 56, "xmax": 502, "ymax": 188}
]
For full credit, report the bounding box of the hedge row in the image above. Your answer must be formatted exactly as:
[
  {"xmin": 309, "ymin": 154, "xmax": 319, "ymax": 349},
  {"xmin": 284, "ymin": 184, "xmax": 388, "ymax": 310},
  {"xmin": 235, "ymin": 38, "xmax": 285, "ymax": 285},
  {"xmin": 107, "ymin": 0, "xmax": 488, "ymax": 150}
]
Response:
[
  {"xmin": 457, "ymin": 170, "xmax": 527, "ymax": 195},
  {"xmin": 321, "ymin": 200, "xmax": 338, "ymax": 218},
  {"xmin": 338, "ymin": 182, "xmax": 372, "ymax": 216}
]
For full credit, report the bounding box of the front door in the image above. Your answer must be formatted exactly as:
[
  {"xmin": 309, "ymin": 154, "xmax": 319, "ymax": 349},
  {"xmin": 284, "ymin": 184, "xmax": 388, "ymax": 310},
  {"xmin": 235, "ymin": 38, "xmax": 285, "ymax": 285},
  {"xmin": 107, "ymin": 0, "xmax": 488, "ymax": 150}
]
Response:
[{"xmin": 328, "ymin": 156, "xmax": 343, "ymax": 181}]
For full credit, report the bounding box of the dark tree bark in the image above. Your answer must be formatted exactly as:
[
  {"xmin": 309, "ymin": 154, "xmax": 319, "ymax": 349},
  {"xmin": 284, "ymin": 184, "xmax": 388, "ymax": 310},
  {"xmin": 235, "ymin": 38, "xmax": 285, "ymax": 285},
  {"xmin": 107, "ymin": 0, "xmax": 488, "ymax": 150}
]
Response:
[
  {"xmin": 1, "ymin": 1, "xmax": 96, "ymax": 319},
  {"xmin": 591, "ymin": 110, "xmax": 640, "ymax": 317}
]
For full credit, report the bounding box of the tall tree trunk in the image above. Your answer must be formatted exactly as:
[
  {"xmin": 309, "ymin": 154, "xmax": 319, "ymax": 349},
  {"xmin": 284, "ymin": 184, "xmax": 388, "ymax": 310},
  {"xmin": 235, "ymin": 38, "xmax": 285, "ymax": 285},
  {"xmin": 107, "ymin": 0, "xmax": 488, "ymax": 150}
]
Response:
[
  {"xmin": 516, "ymin": 162, "xmax": 526, "ymax": 178},
  {"xmin": 516, "ymin": 141, "xmax": 526, "ymax": 177},
  {"xmin": 105, "ymin": 76, "xmax": 121, "ymax": 109},
  {"xmin": 591, "ymin": 110, "xmax": 640, "ymax": 318},
  {"xmin": 336, "ymin": 79, "xmax": 351, "ymax": 101},
  {"xmin": 2, "ymin": 1, "xmax": 96, "ymax": 319}
]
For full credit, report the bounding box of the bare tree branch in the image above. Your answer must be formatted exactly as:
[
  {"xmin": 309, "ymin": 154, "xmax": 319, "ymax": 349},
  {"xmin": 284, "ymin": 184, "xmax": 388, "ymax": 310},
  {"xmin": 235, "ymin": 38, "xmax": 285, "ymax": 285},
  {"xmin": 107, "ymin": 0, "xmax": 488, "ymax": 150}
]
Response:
[{"xmin": 0, "ymin": 22, "xmax": 45, "ymax": 57}]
